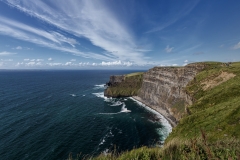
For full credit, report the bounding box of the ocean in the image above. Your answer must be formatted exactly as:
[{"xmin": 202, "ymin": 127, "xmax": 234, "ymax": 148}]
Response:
[{"xmin": 0, "ymin": 70, "xmax": 171, "ymax": 159}]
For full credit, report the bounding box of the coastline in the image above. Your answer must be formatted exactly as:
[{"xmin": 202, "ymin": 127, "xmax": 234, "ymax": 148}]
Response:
[{"xmin": 132, "ymin": 96, "xmax": 177, "ymax": 127}]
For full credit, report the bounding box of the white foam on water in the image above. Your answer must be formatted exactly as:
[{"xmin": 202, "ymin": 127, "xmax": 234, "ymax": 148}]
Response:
[
  {"xmin": 95, "ymin": 84, "xmax": 105, "ymax": 87},
  {"xmin": 93, "ymin": 84, "xmax": 106, "ymax": 90},
  {"xmin": 82, "ymin": 95, "xmax": 85, "ymax": 96},
  {"xmin": 99, "ymin": 139, "xmax": 106, "ymax": 145},
  {"xmin": 70, "ymin": 94, "xmax": 77, "ymax": 97},
  {"xmin": 129, "ymin": 97, "xmax": 172, "ymax": 141},
  {"xmin": 120, "ymin": 103, "xmax": 131, "ymax": 113},
  {"xmin": 92, "ymin": 92, "xmax": 113, "ymax": 102},
  {"xmin": 98, "ymin": 103, "xmax": 131, "ymax": 115},
  {"xmin": 98, "ymin": 129, "xmax": 114, "ymax": 146},
  {"xmin": 110, "ymin": 101, "xmax": 122, "ymax": 106}
]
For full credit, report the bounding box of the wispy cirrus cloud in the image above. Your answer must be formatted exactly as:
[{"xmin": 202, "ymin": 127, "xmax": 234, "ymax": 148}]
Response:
[
  {"xmin": 232, "ymin": 42, "xmax": 240, "ymax": 50},
  {"xmin": 0, "ymin": 51, "xmax": 17, "ymax": 56},
  {"xmin": 165, "ymin": 45, "xmax": 174, "ymax": 53},
  {"xmin": 146, "ymin": 0, "xmax": 200, "ymax": 33},
  {"xmin": 0, "ymin": 16, "xmax": 113, "ymax": 61},
  {"xmin": 16, "ymin": 46, "xmax": 22, "ymax": 50},
  {"xmin": 2, "ymin": 0, "xmax": 149, "ymax": 64}
]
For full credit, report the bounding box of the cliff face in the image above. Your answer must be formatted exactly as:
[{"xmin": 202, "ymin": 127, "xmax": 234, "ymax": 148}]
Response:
[
  {"xmin": 136, "ymin": 63, "xmax": 205, "ymax": 126},
  {"xmin": 104, "ymin": 73, "xmax": 143, "ymax": 98},
  {"xmin": 106, "ymin": 75, "xmax": 125, "ymax": 87}
]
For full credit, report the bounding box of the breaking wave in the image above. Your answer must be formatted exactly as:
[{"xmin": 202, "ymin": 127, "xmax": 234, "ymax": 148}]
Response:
[{"xmin": 129, "ymin": 97, "xmax": 172, "ymax": 142}]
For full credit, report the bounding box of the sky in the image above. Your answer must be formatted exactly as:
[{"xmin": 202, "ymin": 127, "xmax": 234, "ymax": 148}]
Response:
[{"xmin": 0, "ymin": 0, "xmax": 240, "ymax": 69}]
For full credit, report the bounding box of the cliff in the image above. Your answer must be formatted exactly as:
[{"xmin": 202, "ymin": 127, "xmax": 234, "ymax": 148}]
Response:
[
  {"xmin": 86, "ymin": 62, "xmax": 240, "ymax": 159},
  {"xmin": 104, "ymin": 72, "xmax": 143, "ymax": 98},
  {"xmin": 135, "ymin": 63, "xmax": 205, "ymax": 126}
]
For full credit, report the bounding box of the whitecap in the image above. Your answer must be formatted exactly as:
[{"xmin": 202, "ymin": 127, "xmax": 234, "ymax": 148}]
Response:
[
  {"xmin": 110, "ymin": 101, "xmax": 122, "ymax": 106},
  {"xmin": 129, "ymin": 97, "xmax": 172, "ymax": 140},
  {"xmin": 120, "ymin": 103, "xmax": 131, "ymax": 113},
  {"xmin": 70, "ymin": 94, "xmax": 77, "ymax": 97},
  {"xmin": 99, "ymin": 139, "xmax": 105, "ymax": 145},
  {"xmin": 92, "ymin": 92, "xmax": 113, "ymax": 102},
  {"xmin": 93, "ymin": 84, "xmax": 106, "ymax": 90}
]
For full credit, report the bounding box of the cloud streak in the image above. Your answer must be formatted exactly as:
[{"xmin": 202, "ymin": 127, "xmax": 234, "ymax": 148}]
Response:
[
  {"xmin": 0, "ymin": 51, "xmax": 17, "ymax": 56},
  {"xmin": 232, "ymin": 42, "xmax": 240, "ymax": 50},
  {"xmin": 146, "ymin": 0, "xmax": 200, "ymax": 33},
  {"xmin": 2, "ymin": 0, "xmax": 148, "ymax": 64},
  {"xmin": 165, "ymin": 45, "xmax": 174, "ymax": 53}
]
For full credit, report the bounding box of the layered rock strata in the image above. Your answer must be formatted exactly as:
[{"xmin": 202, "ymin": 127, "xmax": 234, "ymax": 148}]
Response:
[{"xmin": 135, "ymin": 63, "xmax": 205, "ymax": 126}]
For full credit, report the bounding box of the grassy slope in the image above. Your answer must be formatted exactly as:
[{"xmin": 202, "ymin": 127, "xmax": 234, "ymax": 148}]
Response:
[
  {"xmin": 167, "ymin": 62, "xmax": 240, "ymax": 142},
  {"xmin": 104, "ymin": 72, "xmax": 143, "ymax": 97},
  {"xmin": 69, "ymin": 62, "xmax": 240, "ymax": 159}
]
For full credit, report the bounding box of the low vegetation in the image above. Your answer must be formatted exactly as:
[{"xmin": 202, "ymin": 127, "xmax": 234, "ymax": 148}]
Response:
[
  {"xmin": 68, "ymin": 62, "xmax": 240, "ymax": 159},
  {"xmin": 104, "ymin": 72, "xmax": 143, "ymax": 97}
]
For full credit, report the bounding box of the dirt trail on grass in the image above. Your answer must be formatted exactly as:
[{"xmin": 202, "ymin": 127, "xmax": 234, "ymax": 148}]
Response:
[{"xmin": 201, "ymin": 71, "xmax": 236, "ymax": 90}]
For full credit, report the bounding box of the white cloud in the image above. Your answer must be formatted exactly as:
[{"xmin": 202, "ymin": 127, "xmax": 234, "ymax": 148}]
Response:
[
  {"xmin": 100, "ymin": 60, "xmax": 132, "ymax": 66},
  {"xmin": 30, "ymin": 59, "xmax": 35, "ymax": 61},
  {"xmin": 2, "ymin": 1, "xmax": 148, "ymax": 64},
  {"xmin": 65, "ymin": 62, "xmax": 72, "ymax": 66},
  {"xmin": 48, "ymin": 58, "xmax": 53, "ymax": 61},
  {"xmin": 16, "ymin": 62, "xmax": 24, "ymax": 66},
  {"xmin": 183, "ymin": 63, "xmax": 188, "ymax": 66},
  {"xmin": 232, "ymin": 42, "xmax": 240, "ymax": 50},
  {"xmin": 184, "ymin": 60, "xmax": 188, "ymax": 63},
  {"xmin": 16, "ymin": 46, "xmax": 22, "ymax": 50},
  {"xmin": 1, "ymin": 59, "xmax": 13, "ymax": 61},
  {"xmin": 165, "ymin": 45, "xmax": 174, "ymax": 53},
  {"xmin": 0, "ymin": 51, "xmax": 16, "ymax": 56},
  {"xmin": 172, "ymin": 64, "xmax": 178, "ymax": 66},
  {"xmin": 123, "ymin": 61, "xmax": 133, "ymax": 66},
  {"xmin": 101, "ymin": 60, "xmax": 122, "ymax": 66},
  {"xmin": 47, "ymin": 62, "xmax": 63, "ymax": 66},
  {"xmin": 70, "ymin": 59, "xmax": 76, "ymax": 61},
  {"xmin": 25, "ymin": 62, "xmax": 35, "ymax": 66},
  {"xmin": 24, "ymin": 59, "xmax": 30, "ymax": 61},
  {"xmin": 0, "ymin": 62, "xmax": 4, "ymax": 66},
  {"xmin": 36, "ymin": 59, "xmax": 44, "ymax": 61},
  {"xmin": 36, "ymin": 62, "xmax": 42, "ymax": 65}
]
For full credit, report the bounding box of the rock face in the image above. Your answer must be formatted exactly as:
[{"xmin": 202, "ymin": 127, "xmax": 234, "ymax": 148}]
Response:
[
  {"xmin": 136, "ymin": 63, "xmax": 205, "ymax": 126},
  {"xmin": 104, "ymin": 73, "xmax": 143, "ymax": 98},
  {"xmin": 106, "ymin": 75, "xmax": 125, "ymax": 87}
]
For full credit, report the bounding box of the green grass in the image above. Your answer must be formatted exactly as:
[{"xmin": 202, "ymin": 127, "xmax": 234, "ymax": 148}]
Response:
[
  {"xmin": 167, "ymin": 62, "xmax": 240, "ymax": 142},
  {"xmin": 105, "ymin": 72, "xmax": 143, "ymax": 97},
  {"xmin": 125, "ymin": 72, "xmax": 144, "ymax": 77}
]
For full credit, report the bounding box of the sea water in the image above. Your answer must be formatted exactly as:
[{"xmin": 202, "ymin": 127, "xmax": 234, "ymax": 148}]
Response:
[{"xmin": 0, "ymin": 70, "xmax": 171, "ymax": 159}]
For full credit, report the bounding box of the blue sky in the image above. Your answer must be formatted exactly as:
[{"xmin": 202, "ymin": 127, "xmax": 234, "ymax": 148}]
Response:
[{"xmin": 0, "ymin": 0, "xmax": 240, "ymax": 69}]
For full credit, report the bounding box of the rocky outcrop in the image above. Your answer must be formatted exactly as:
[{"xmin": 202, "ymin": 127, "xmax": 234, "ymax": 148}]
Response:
[
  {"xmin": 104, "ymin": 73, "xmax": 143, "ymax": 98},
  {"xmin": 106, "ymin": 75, "xmax": 125, "ymax": 87},
  {"xmin": 135, "ymin": 63, "xmax": 205, "ymax": 126}
]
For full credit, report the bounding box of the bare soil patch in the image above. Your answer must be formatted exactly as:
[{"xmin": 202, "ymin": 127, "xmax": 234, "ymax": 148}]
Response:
[{"xmin": 201, "ymin": 72, "xmax": 235, "ymax": 90}]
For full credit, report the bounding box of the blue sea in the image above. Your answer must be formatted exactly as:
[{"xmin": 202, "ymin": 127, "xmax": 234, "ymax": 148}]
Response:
[{"xmin": 0, "ymin": 70, "xmax": 171, "ymax": 160}]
